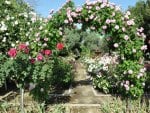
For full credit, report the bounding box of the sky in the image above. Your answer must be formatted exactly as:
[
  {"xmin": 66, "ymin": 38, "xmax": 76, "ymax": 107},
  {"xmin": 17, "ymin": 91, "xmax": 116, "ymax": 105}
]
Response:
[{"xmin": 24, "ymin": 0, "xmax": 137, "ymax": 17}]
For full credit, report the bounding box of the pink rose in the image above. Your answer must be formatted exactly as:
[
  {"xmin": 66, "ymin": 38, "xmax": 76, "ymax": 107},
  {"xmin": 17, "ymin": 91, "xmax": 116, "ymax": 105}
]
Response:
[
  {"xmin": 44, "ymin": 50, "xmax": 52, "ymax": 56},
  {"xmin": 96, "ymin": 6, "xmax": 100, "ymax": 10},
  {"xmin": 18, "ymin": 43, "xmax": 29, "ymax": 54},
  {"xmin": 8, "ymin": 48, "xmax": 17, "ymax": 58},
  {"xmin": 124, "ymin": 35, "xmax": 129, "ymax": 41},
  {"xmin": 102, "ymin": 25, "xmax": 107, "ymax": 30},
  {"xmin": 127, "ymin": 19, "xmax": 135, "ymax": 26},
  {"xmin": 37, "ymin": 54, "xmax": 43, "ymax": 61},
  {"xmin": 57, "ymin": 43, "xmax": 64, "ymax": 50},
  {"xmin": 141, "ymin": 45, "xmax": 147, "ymax": 50},
  {"xmin": 106, "ymin": 19, "xmax": 111, "ymax": 24}
]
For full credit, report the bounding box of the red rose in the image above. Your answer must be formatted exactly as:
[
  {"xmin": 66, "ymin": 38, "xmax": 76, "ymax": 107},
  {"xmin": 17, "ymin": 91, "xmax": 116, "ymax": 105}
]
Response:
[
  {"xmin": 37, "ymin": 54, "xmax": 43, "ymax": 61},
  {"xmin": 44, "ymin": 50, "xmax": 52, "ymax": 56},
  {"xmin": 30, "ymin": 58, "xmax": 35, "ymax": 64},
  {"xmin": 18, "ymin": 43, "xmax": 29, "ymax": 54},
  {"xmin": 8, "ymin": 48, "xmax": 17, "ymax": 58},
  {"xmin": 56, "ymin": 43, "xmax": 64, "ymax": 50}
]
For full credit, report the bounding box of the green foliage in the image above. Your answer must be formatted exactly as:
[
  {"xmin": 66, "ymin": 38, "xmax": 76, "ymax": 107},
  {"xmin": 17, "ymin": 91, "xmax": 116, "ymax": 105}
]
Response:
[
  {"xmin": 64, "ymin": 28, "xmax": 109, "ymax": 57},
  {"xmin": 30, "ymin": 59, "xmax": 54, "ymax": 102},
  {"xmin": 30, "ymin": 58, "xmax": 73, "ymax": 102},
  {"xmin": 0, "ymin": 52, "xmax": 33, "ymax": 88},
  {"xmin": 93, "ymin": 77, "xmax": 111, "ymax": 94},
  {"xmin": 0, "ymin": 0, "xmax": 34, "ymax": 53},
  {"xmin": 0, "ymin": 54, "xmax": 7, "ymax": 87},
  {"xmin": 116, "ymin": 60, "xmax": 146, "ymax": 98},
  {"xmin": 51, "ymin": 58, "xmax": 73, "ymax": 88},
  {"xmin": 84, "ymin": 53, "xmax": 118, "ymax": 94},
  {"xmin": 129, "ymin": 0, "xmax": 150, "ymax": 59},
  {"xmin": 64, "ymin": 28, "xmax": 81, "ymax": 50},
  {"xmin": 81, "ymin": 31, "xmax": 109, "ymax": 53}
]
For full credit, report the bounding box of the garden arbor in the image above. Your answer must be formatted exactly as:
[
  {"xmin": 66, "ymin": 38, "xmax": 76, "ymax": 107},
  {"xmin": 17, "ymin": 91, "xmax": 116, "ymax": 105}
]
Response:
[{"xmin": 46, "ymin": 0, "xmax": 147, "ymax": 98}]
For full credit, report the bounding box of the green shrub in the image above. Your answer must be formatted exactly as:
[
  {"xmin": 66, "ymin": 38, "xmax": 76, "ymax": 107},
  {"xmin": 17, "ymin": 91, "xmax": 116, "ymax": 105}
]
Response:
[
  {"xmin": 0, "ymin": 0, "xmax": 34, "ymax": 53},
  {"xmin": 30, "ymin": 59, "xmax": 54, "ymax": 102},
  {"xmin": 116, "ymin": 60, "xmax": 146, "ymax": 99},
  {"xmin": 51, "ymin": 58, "xmax": 73, "ymax": 88},
  {"xmin": 0, "ymin": 54, "xmax": 7, "ymax": 87}
]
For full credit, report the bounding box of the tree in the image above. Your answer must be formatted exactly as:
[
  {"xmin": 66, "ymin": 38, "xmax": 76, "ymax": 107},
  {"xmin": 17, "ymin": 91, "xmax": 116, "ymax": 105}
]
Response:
[{"xmin": 128, "ymin": 0, "xmax": 150, "ymax": 59}]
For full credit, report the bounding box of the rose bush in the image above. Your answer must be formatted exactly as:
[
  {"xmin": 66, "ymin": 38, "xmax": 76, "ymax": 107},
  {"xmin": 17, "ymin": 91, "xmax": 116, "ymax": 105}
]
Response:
[
  {"xmin": 67, "ymin": 0, "xmax": 147, "ymax": 99},
  {"xmin": 0, "ymin": 0, "xmax": 35, "ymax": 53},
  {"xmin": 83, "ymin": 53, "xmax": 119, "ymax": 93}
]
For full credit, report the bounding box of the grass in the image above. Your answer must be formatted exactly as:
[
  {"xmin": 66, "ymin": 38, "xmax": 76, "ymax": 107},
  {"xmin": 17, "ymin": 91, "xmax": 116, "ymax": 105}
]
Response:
[
  {"xmin": 0, "ymin": 92, "xmax": 65, "ymax": 113},
  {"xmin": 0, "ymin": 101, "xmax": 65, "ymax": 113},
  {"xmin": 0, "ymin": 84, "xmax": 149, "ymax": 113},
  {"xmin": 100, "ymin": 97, "xmax": 150, "ymax": 113}
]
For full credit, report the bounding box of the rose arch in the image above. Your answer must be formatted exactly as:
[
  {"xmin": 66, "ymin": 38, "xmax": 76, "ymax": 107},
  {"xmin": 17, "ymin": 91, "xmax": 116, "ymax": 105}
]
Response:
[{"xmin": 42, "ymin": 0, "xmax": 147, "ymax": 99}]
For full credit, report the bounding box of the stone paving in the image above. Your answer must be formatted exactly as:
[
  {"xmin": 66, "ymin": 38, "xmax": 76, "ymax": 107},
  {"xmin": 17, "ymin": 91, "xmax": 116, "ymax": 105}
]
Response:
[{"xmin": 64, "ymin": 62, "xmax": 113, "ymax": 113}]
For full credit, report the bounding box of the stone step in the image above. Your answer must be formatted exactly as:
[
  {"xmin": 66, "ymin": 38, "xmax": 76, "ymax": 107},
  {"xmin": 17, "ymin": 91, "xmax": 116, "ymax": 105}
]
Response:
[
  {"xmin": 65, "ymin": 104, "xmax": 101, "ymax": 113},
  {"xmin": 69, "ymin": 96, "xmax": 112, "ymax": 104}
]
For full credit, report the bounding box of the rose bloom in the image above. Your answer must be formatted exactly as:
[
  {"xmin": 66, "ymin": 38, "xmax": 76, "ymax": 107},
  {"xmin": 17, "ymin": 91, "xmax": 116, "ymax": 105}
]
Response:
[
  {"xmin": 132, "ymin": 49, "xmax": 136, "ymax": 53},
  {"xmin": 64, "ymin": 19, "xmax": 69, "ymax": 23},
  {"xmin": 19, "ymin": 43, "xmax": 29, "ymax": 54},
  {"xmin": 96, "ymin": 6, "xmax": 100, "ymax": 10},
  {"xmin": 128, "ymin": 70, "xmax": 133, "ymax": 74},
  {"xmin": 8, "ymin": 48, "xmax": 17, "ymax": 58},
  {"xmin": 57, "ymin": 43, "xmax": 64, "ymax": 50},
  {"xmin": 127, "ymin": 19, "xmax": 135, "ymax": 26},
  {"xmin": 124, "ymin": 84, "xmax": 130, "ymax": 91},
  {"xmin": 44, "ymin": 38, "xmax": 48, "ymax": 41},
  {"xmin": 90, "ymin": 15, "xmax": 94, "ymax": 20},
  {"xmin": 37, "ymin": 54, "xmax": 43, "ymax": 61},
  {"xmin": 124, "ymin": 35, "xmax": 129, "ymax": 41},
  {"xmin": 141, "ymin": 45, "xmax": 147, "ymax": 50},
  {"xmin": 122, "ymin": 27, "xmax": 126, "ymax": 32},
  {"xmin": 106, "ymin": 19, "xmax": 111, "ymax": 24},
  {"xmin": 30, "ymin": 58, "xmax": 35, "ymax": 64},
  {"xmin": 102, "ymin": 25, "xmax": 107, "ymax": 30},
  {"xmin": 44, "ymin": 50, "xmax": 52, "ymax": 56},
  {"xmin": 114, "ymin": 43, "xmax": 119, "ymax": 48},
  {"xmin": 114, "ymin": 25, "xmax": 119, "ymax": 30}
]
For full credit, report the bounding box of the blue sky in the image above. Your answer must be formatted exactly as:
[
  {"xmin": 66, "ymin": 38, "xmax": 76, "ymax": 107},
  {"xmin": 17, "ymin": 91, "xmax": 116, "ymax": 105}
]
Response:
[{"xmin": 24, "ymin": 0, "xmax": 137, "ymax": 17}]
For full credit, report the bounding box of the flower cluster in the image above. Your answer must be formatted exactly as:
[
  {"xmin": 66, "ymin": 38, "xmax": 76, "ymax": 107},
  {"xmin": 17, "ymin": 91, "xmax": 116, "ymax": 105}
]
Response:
[
  {"xmin": 84, "ymin": 53, "xmax": 118, "ymax": 76},
  {"xmin": 0, "ymin": 0, "xmax": 38, "ymax": 53},
  {"xmin": 8, "ymin": 43, "xmax": 29, "ymax": 58},
  {"xmin": 83, "ymin": 53, "xmax": 119, "ymax": 93}
]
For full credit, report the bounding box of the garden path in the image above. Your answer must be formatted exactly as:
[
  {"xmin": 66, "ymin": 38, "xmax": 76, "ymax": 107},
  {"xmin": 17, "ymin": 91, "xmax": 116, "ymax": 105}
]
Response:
[{"xmin": 65, "ymin": 61, "xmax": 113, "ymax": 113}]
